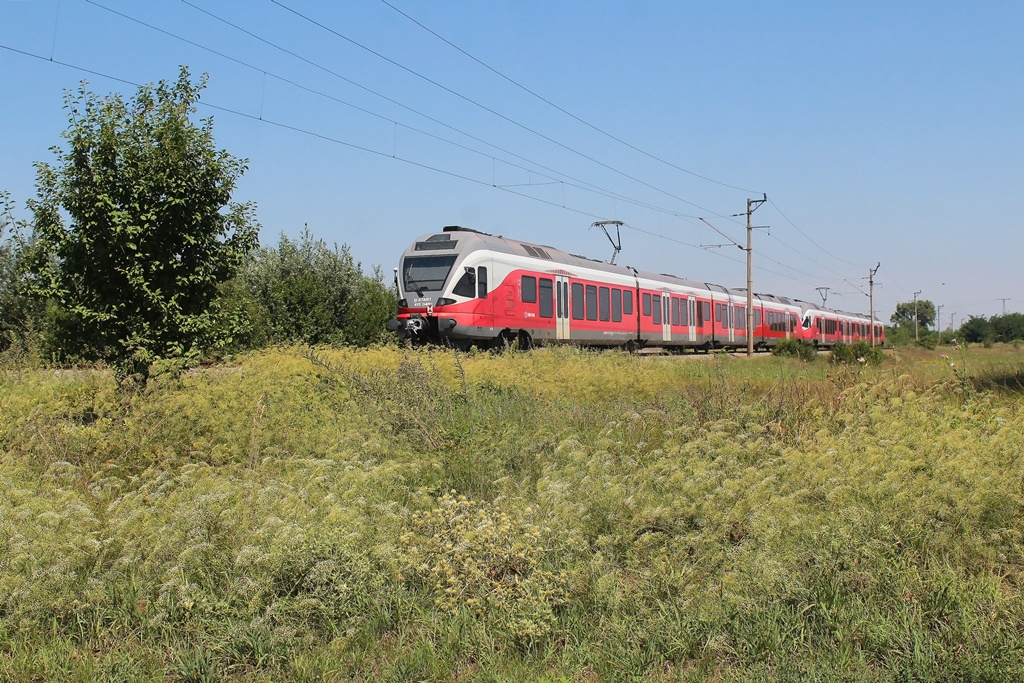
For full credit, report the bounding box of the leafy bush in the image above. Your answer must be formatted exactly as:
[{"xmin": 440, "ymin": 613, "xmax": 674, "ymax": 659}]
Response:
[
  {"xmin": 771, "ymin": 338, "xmax": 817, "ymax": 361},
  {"xmin": 829, "ymin": 340, "xmax": 885, "ymax": 365},
  {"xmin": 0, "ymin": 191, "xmax": 46, "ymax": 356},
  {"xmin": 238, "ymin": 228, "xmax": 396, "ymax": 347},
  {"xmin": 914, "ymin": 336, "xmax": 938, "ymax": 350}
]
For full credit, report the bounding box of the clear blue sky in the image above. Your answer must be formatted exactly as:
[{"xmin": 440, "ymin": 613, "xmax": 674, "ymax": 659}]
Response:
[{"xmin": 2, "ymin": 1, "xmax": 1022, "ymax": 325}]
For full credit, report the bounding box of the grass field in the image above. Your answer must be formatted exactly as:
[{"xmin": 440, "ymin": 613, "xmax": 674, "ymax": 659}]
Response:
[{"xmin": 1, "ymin": 343, "xmax": 1022, "ymax": 681}]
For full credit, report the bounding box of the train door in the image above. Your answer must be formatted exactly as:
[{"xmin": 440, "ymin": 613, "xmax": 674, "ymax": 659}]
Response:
[
  {"xmin": 662, "ymin": 294, "xmax": 671, "ymax": 342},
  {"xmin": 688, "ymin": 299, "xmax": 697, "ymax": 342},
  {"xmin": 727, "ymin": 301, "xmax": 736, "ymax": 346},
  {"xmin": 555, "ymin": 274, "xmax": 570, "ymax": 340}
]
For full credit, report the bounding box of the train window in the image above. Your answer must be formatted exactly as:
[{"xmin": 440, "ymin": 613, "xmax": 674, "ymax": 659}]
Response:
[
  {"xmin": 680, "ymin": 298, "xmax": 689, "ymax": 326},
  {"xmin": 539, "ymin": 279, "xmax": 553, "ymax": 318},
  {"xmin": 735, "ymin": 306, "xmax": 745, "ymax": 330},
  {"xmin": 403, "ymin": 254, "xmax": 457, "ymax": 293},
  {"xmin": 414, "ymin": 240, "xmax": 456, "ymax": 251},
  {"xmin": 790, "ymin": 315, "xmax": 798, "ymax": 332},
  {"xmin": 652, "ymin": 295, "xmax": 662, "ymax": 325},
  {"xmin": 522, "ymin": 275, "xmax": 537, "ymax": 303},
  {"xmin": 599, "ymin": 287, "xmax": 610, "ymax": 321},
  {"xmin": 571, "ymin": 283, "xmax": 584, "ymax": 320},
  {"xmin": 612, "ymin": 289, "xmax": 622, "ymax": 322},
  {"xmin": 452, "ymin": 269, "xmax": 476, "ymax": 298},
  {"xmin": 586, "ymin": 285, "xmax": 598, "ymax": 321},
  {"xmin": 755, "ymin": 309, "xmax": 761, "ymax": 327},
  {"xmin": 642, "ymin": 292, "xmax": 652, "ymax": 316},
  {"xmin": 715, "ymin": 303, "xmax": 723, "ymax": 328},
  {"xmin": 623, "ymin": 291, "xmax": 634, "ymax": 315},
  {"xmin": 671, "ymin": 298, "xmax": 679, "ymax": 326},
  {"xmin": 702, "ymin": 301, "xmax": 711, "ymax": 326},
  {"xmin": 477, "ymin": 267, "xmax": 488, "ymax": 298}
]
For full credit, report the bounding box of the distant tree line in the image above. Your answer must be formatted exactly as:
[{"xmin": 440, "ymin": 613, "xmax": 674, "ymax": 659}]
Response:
[
  {"xmin": 0, "ymin": 68, "xmax": 395, "ymax": 381},
  {"xmin": 886, "ymin": 297, "xmax": 1024, "ymax": 348},
  {"xmin": 956, "ymin": 314, "xmax": 1024, "ymax": 345}
]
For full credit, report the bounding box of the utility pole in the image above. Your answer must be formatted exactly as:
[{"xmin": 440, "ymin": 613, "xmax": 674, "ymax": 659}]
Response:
[
  {"xmin": 869, "ymin": 263, "xmax": 880, "ymax": 347},
  {"xmin": 913, "ymin": 290, "xmax": 922, "ymax": 342},
  {"xmin": 999, "ymin": 298, "xmax": 1011, "ymax": 316},
  {"xmin": 936, "ymin": 304, "xmax": 943, "ymax": 344},
  {"xmin": 744, "ymin": 194, "xmax": 768, "ymax": 357}
]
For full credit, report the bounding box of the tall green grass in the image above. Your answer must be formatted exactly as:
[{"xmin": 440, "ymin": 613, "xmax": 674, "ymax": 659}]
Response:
[{"xmin": 1, "ymin": 344, "xmax": 1022, "ymax": 680}]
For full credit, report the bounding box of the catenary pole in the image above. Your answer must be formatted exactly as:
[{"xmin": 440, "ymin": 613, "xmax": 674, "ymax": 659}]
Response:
[
  {"xmin": 745, "ymin": 194, "xmax": 767, "ymax": 357},
  {"xmin": 869, "ymin": 263, "xmax": 880, "ymax": 347},
  {"xmin": 913, "ymin": 290, "xmax": 922, "ymax": 341}
]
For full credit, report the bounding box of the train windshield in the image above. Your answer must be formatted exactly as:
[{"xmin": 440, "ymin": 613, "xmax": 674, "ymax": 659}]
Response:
[
  {"xmin": 402, "ymin": 254, "xmax": 458, "ymax": 294},
  {"xmin": 802, "ymin": 316, "xmax": 813, "ymax": 329}
]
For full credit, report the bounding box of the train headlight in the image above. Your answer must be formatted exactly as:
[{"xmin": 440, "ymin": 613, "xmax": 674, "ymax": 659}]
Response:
[
  {"xmin": 435, "ymin": 297, "xmax": 456, "ymax": 306},
  {"xmin": 397, "ymin": 298, "xmax": 408, "ymax": 307}
]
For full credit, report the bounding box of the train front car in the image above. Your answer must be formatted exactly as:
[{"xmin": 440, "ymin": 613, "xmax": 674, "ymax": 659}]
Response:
[{"xmin": 389, "ymin": 227, "xmax": 494, "ymax": 348}]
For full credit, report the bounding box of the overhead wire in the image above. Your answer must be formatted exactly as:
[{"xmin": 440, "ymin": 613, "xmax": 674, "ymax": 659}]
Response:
[
  {"xmin": 377, "ymin": 0, "xmax": 760, "ymax": 195},
  {"xmin": 373, "ymin": 3, "xmax": 872, "ymax": 291},
  {"xmin": 182, "ymin": 0, "xmax": 861, "ymax": 285},
  {"xmin": 6, "ymin": 3, "xmax": 871, "ymax": 303},
  {"xmin": 0, "ymin": 41, "xmax": 826, "ymax": 294},
  {"xmin": 767, "ymin": 197, "xmax": 867, "ymax": 269},
  {"xmin": 263, "ymin": 0, "xmax": 737, "ymax": 220},
  {"xmin": 84, "ymin": 0, "xmax": 713, "ymax": 224}
]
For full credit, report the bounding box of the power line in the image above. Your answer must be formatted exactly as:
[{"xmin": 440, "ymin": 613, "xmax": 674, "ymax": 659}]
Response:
[
  {"xmin": 0, "ymin": 42, "xmax": 597, "ymax": 223},
  {"xmin": 377, "ymin": 0, "xmax": 760, "ymax": 195},
  {"xmin": 4, "ymin": 13, "xmax": 864, "ymax": 300},
  {"xmin": 84, "ymin": 0, "xmax": 711, "ymax": 225},
  {"xmin": 264, "ymin": 0, "xmax": 735, "ymax": 219},
  {"xmin": 7, "ymin": 36, "xmax": 815, "ymax": 288},
  {"xmin": 767, "ymin": 197, "xmax": 867, "ymax": 269}
]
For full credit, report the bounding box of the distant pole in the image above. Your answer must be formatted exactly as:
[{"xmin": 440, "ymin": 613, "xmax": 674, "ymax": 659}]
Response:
[
  {"xmin": 913, "ymin": 290, "xmax": 922, "ymax": 341},
  {"xmin": 869, "ymin": 263, "xmax": 880, "ymax": 347},
  {"xmin": 936, "ymin": 304, "xmax": 943, "ymax": 344},
  {"xmin": 745, "ymin": 193, "xmax": 767, "ymax": 357},
  {"xmin": 816, "ymin": 287, "xmax": 829, "ymax": 305},
  {"xmin": 999, "ymin": 298, "xmax": 1011, "ymax": 316}
]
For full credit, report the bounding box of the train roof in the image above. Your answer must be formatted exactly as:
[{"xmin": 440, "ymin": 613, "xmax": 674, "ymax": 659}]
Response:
[{"xmin": 405, "ymin": 227, "xmax": 873, "ymax": 317}]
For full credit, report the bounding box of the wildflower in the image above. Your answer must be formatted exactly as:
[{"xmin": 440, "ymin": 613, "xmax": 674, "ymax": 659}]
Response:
[{"xmin": 857, "ymin": 357, "xmax": 866, "ymax": 364}]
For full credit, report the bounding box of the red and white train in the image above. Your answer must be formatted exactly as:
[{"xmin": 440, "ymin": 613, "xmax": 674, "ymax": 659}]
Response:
[{"xmin": 389, "ymin": 226, "xmax": 884, "ymax": 351}]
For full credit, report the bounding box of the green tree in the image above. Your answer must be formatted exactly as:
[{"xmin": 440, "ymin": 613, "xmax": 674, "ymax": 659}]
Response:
[
  {"xmin": 0, "ymin": 191, "xmax": 45, "ymax": 352},
  {"xmin": 991, "ymin": 313, "xmax": 1024, "ymax": 343},
  {"xmin": 958, "ymin": 315, "xmax": 993, "ymax": 344},
  {"xmin": 890, "ymin": 299, "xmax": 936, "ymax": 333},
  {"xmin": 28, "ymin": 67, "xmax": 258, "ymax": 379}
]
